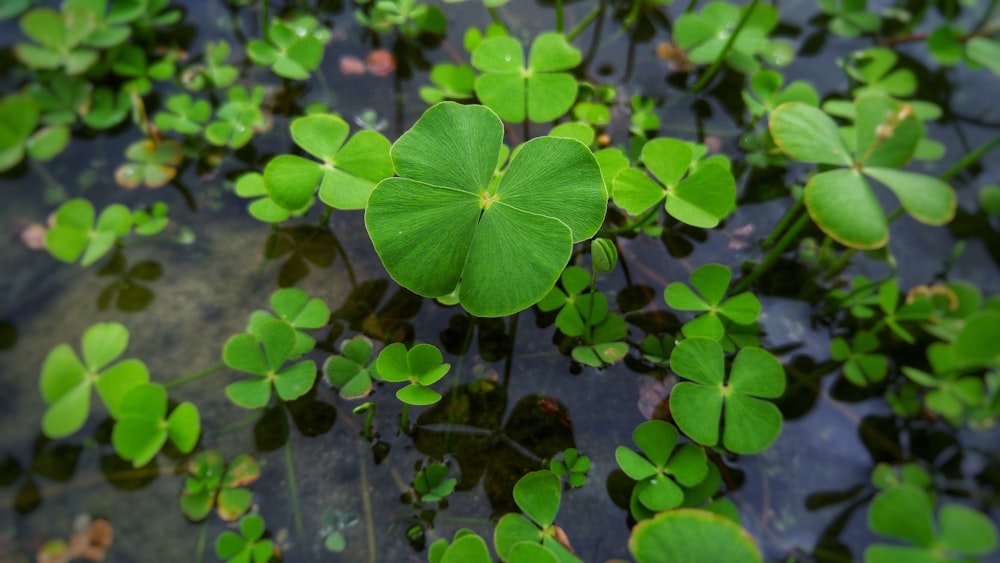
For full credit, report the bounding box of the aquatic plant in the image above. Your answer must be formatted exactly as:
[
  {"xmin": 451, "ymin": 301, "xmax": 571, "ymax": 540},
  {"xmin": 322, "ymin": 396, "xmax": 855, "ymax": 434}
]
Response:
[
  {"xmin": 222, "ymin": 319, "xmax": 318, "ymax": 409},
  {"xmin": 376, "ymin": 342, "xmax": 450, "ymax": 405},
  {"xmin": 616, "ymin": 420, "xmax": 708, "ymax": 519},
  {"xmin": 180, "ymin": 451, "xmax": 260, "ymax": 522}
]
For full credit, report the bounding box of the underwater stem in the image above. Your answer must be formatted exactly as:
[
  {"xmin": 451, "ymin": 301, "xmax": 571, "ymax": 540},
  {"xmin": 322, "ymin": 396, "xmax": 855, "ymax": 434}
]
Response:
[
  {"xmin": 605, "ymin": 198, "xmax": 664, "ymax": 235},
  {"xmin": 567, "ymin": 2, "xmax": 605, "ymax": 42},
  {"xmin": 690, "ymin": 0, "xmax": 759, "ymax": 93},
  {"xmin": 761, "ymin": 197, "xmax": 805, "ymax": 248},
  {"xmin": 555, "ymin": 0, "xmax": 564, "ymax": 33},
  {"xmin": 284, "ymin": 437, "xmax": 306, "ymax": 546},
  {"xmin": 164, "ymin": 362, "xmax": 224, "ymax": 389},
  {"xmin": 940, "ymin": 131, "xmax": 1000, "ymax": 180},
  {"xmin": 359, "ymin": 442, "xmax": 377, "ymax": 563},
  {"xmin": 732, "ymin": 211, "xmax": 811, "ymax": 294}
]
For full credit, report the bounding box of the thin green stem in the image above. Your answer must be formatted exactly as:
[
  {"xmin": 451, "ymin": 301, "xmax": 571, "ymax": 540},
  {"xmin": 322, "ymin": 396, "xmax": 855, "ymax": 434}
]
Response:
[
  {"xmin": 732, "ymin": 211, "xmax": 810, "ymax": 294},
  {"xmin": 359, "ymin": 442, "xmax": 377, "ymax": 563},
  {"xmin": 567, "ymin": 2, "xmax": 605, "ymax": 41},
  {"xmin": 555, "ymin": 0, "xmax": 564, "ymax": 33},
  {"xmin": 605, "ymin": 199, "xmax": 664, "ymax": 235},
  {"xmin": 260, "ymin": 0, "xmax": 269, "ymax": 42},
  {"xmin": 684, "ymin": 0, "xmax": 699, "ymax": 13},
  {"xmin": 164, "ymin": 362, "xmax": 224, "ymax": 389},
  {"xmin": 284, "ymin": 437, "xmax": 306, "ymax": 546},
  {"xmin": 940, "ymin": 131, "xmax": 1000, "ymax": 180},
  {"xmin": 503, "ymin": 312, "xmax": 518, "ymax": 388},
  {"xmin": 318, "ymin": 205, "xmax": 333, "ymax": 226},
  {"xmin": 690, "ymin": 0, "xmax": 759, "ymax": 93},
  {"xmin": 761, "ymin": 197, "xmax": 805, "ymax": 248},
  {"xmin": 195, "ymin": 521, "xmax": 207, "ymax": 563},
  {"xmin": 487, "ymin": 6, "xmax": 504, "ymax": 29}
]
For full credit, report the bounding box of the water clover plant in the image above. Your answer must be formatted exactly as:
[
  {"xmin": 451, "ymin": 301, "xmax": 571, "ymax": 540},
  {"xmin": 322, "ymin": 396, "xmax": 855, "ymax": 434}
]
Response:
[
  {"xmin": 550, "ymin": 448, "xmax": 590, "ymax": 488},
  {"xmin": 154, "ymin": 94, "xmax": 211, "ymax": 135},
  {"xmin": 0, "ymin": 94, "xmax": 71, "ymax": 171},
  {"xmin": 263, "ymin": 113, "xmax": 393, "ymax": 211},
  {"xmin": 629, "ymin": 509, "xmax": 762, "ymax": 563},
  {"xmin": 324, "ymin": 335, "xmax": 379, "ymax": 399},
  {"xmin": 664, "ymin": 264, "xmax": 761, "ymax": 342},
  {"xmin": 669, "ymin": 337, "xmax": 785, "ymax": 454},
  {"xmin": 45, "ymin": 199, "xmax": 130, "ymax": 266},
  {"xmin": 246, "ymin": 14, "xmax": 332, "ymax": 80},
  {"xmin": 234, "ymin": 172, "xmax": 307, "ymax": 224},
  {"xmin": 183, "ymin": 40, "xmax": 238, "ymax": 90},
  {"xmin": 204, "ymin": 85, "xmax": 267, "ymax": 149},
  {"xmin": 114, "ymin": 139, "xmax": 183, "ymax": 189},
  {"xmin": 320, "ymin": 509, "xmax": 360, "ymax": 553},
  {"xmin": 866, "ymin": 484, "xmax": 999, "ymax": 563},
  {"xmin": 248, "ymin": 287, "xmax": 329, "ymax": 358},
  {"xmin": 222, "ymin": 319, "xmax": 317, "ymax": 409},
  {"xmin": 15, "ymin": 7, "xmax": 100, "ymax": 74},
  {"xmin": 673, "ymin": 2, "xmax": 791, "ymax": 74},
  {"xmin": 110, "ymin": 382, "xmax": 199, "ymax": 467},
  {"xmin": 429, "ymin": 529, "xmax": 492, "ymax": 563},
  {"xmin": 365, "ymin": 102, "xmax": 607, "ymax": 317},
  {"xmin": 537, "ymin": 266, "xmax": 604, "ymax": 339},
  {"xmin": 769, "ymin": 95, "xmax": 956, "ymax": 249},
  {"xmin": 215, "ymin": 514, "xmax": 274, "ymax": 563},
  {"xmin": 615, "ymin": 420, "xmax": 708, "ymax": 519},
  {"xmin": 376, "ymin": 342, "xmax": 450, "ymax": 405},
  {"xmin": 831, "ymin": 330, "xmax": 887, "ymax": 387},
  {"xmin": 39, "ymin": 322, "xmax": 148, "ymax": 438},
  {"xmin": 180, "ymin": 451, "xmax": 260, "ymax": 522},
  {"xmin": 612, "ymin": 138, "xmax": 736, "ymax": 228},
  {"xmin": 471, "ymin": 32, "xmax": 581, "ymax": 123},
  {"xmin": 493, "ymin": 470, "xmax": 579, "ymax": 562},
  {"xmin": 419, "ymin": 63, "xmax": 476, "ymax": 104},
  {"xmin": 413, "ymin": 462, "xmax": 456, "ymax": 502}
]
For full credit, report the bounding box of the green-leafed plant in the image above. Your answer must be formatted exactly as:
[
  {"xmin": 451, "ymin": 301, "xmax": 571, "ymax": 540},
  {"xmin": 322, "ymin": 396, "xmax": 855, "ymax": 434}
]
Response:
[
  {"xmin": 769, "ymin": 95, "xmax": 956, "ymax": 249},
  {"xmin": 493, "ymin": 470, "xmax": 580, "ymax": 562},
  {"xmin": 471, "ymin": 32, "xmax": 581, "ymax": 123},
  {"xmin": 183, "ymin": 40, "xmax": 239, "ymax": 90},
  {"xmin": 0, "ymin": 94, "xmax": 71, "ymax": 172},
  {"xmin": 414, "ymin": 462, "xmax": 457, "ymax": 502},
  {"xmin": 324, "ymin": 335, "xmax": 379, "ymax": 399},
  {"xmin": 222, "ymin": 319, "xmax": 317, "ymax": 409},
  {"xmin": 428, "ymin": 529, "xmax": 492, "ymax": 563},
  {"xmin": 38, "ymin": 322, "xmax": 148, "ymax": 438},
  {"xmin": 264, "ymin": 114, "xmax": 393, "ymax": 211},
  {"xmin": 247, "ymin": 287, "xmax": 329, "ymax": 358},
  {"xmin": 612, "ymin": 138, "xmax": 736, "ymax": 229},
  {"xmin": 247, "ymin": 14, "xmax": 332, "ymax": 80},
  {"xmin": 664, "ymin": 264, "xmax": 760, "ymax": 344},
  {"xmin": 376, "ymin": 342, "xmax": 450, "ymax": 405},
  {"xmin": 180, "ymin": 452, "xmax": 260, "ymax": 522},
  {"xmin": 629, "ymin": 508, "xmax": 762, "ymax": 563},
  {"xmin": 215, "ymin": 514, "xmax": 274, "ymax": 563},
  {"xmin": 44, "ymin": 198, "xmax": 169, "ymax": 266},
  {"xmin": 616, "ymin": 420, "xmax": 708, "ymax": 520},
  {"xmin": 420, "ymin": 63, "xmax": 476, "ymax": 104},
  {"xmin": 205, "ymin": 85, "xmax": 267, "ymax": 149},
  {"xmin": 234, "ymin": 172, "xmax": 307, "ymax": 223},
  {"xmin": 154, "ymin": 94, "xmax": 211, "ymax": 135},
  {"xmin": 365, "ymin": 102, "xmax": 607, "ymax": 317},
  {"xmin": 110, "ymin": 44, "xmax": 176, "ymax": 95},
  {"xmin": 320, "ymin": 509, "xmax": 360, "ymax": 553},
  {"xmin": 832, "ymin": 330, "xmax": 888, "ymax": 386},
  {"xmin": 114, "ymin": 139, "xmax": 183, "ymax": 189},
  {"xmin": 817, "ymin": 0, "xmax": 880, "ymax": 37},
  {"xmin": 550, "ymin": 448, "xmax": 590, "ymax": 488},
  {"xmin": 673, "ymin": 2, "xmax": 791, "ymax": 74},
  {"xmin": 15, "ymin": 7, "xmax": 100, "ymax": 74},
  {"xmin": 110, "ymin": 382, "xmax": 199, "ymax": 467},
  {"xmin": 669, "ymin": 337, "xmax": 785, "ymax": 454},
  {"xmin": 354, "ymin": 0, "xmax": 446, "ymax": 38}
]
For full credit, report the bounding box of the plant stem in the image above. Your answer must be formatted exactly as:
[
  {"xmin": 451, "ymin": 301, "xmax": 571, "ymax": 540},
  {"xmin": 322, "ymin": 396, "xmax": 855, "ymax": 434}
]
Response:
[
  {"xmin": 684, "ymin": 0, "xmax": 699, "ymax": 13},
  {"xmin": 605, "ymin": 199, "xmax": 664, "ymax": 235},
  {"xmin": 940, "ymin": 131, "xmax": 1000, "ymax": 180},
  {"xmin": 555, "ymin": 0, "xmax": 564, "ymax": 33},
  {"xmin": 284, "ymin": 437, "xmax": 306, "ymax": 546},
  {"xmin": 358, "ymin": 442, "xmax": 377, "ymax": 563},
  {"xmin": 164, "ymin": 362, "xmax": 224, "ymax": 389},
  {"xmin": 690, "ymin": 0, "xmax": 759, "ymax": 93},
  {"xmin": 567, "ymin": 2, "xmax": 605, "ymax": 42},
  {"xmin": 318, "ymin": 204, "xmax": 333, "ymax": 226},
  {"xmin": 503, "ymin": 312, "xmax": 518, "ymax": 388},
  {"xmin": 761, "ymin": 197, "xmax": 805, "ymax": 248},
  {"xmin": 732, "ymin": 211, "xmax": 810, "ymax": 294},
  {"xmin": 487, "ymin": 6, "xmax": 504, "ymax": 29},
  {"xmin": 195, "ymin": 522, "xmax": 207, "ymax": 563}
]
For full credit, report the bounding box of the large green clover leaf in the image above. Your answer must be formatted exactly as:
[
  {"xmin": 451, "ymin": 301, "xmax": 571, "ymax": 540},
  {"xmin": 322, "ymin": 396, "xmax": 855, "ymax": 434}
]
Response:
[
  {"xmin": 365, "ymin": 102, "xmax": 607, "ymax": 317},
  {"xmin": 39, "ymin": 322, "xmax": 149, "ymax": 438},
  {"xmin": 264, "ymin": 114, "xmax": 393, "ymax": 211},
  {"xmin": 472, "ymin": 32, "xmax": 581, "ymax": 123},
  {"xmin": 668, "ymin": 337, "xmax": 785, "ymax": 454},
  {"xmin": 769, "ymin": 95, "xmax": 956, "ymax": 249}
]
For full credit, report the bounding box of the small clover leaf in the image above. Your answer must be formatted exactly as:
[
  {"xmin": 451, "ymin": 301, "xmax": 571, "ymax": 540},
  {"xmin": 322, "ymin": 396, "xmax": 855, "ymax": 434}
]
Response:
[
  {"xmin": 365, "ymin": 102, "xmax": 607, "ymax": 317},
  {"xmin": 674, "ymin": 2, "xmax": 789, "ymax": 74},
  {"xmin": 132, "ymin": 202, "xmax": 170, "ymax": 236},
  {"xmin": 247, "ymin": 14, "xmax": 332, "ymax": 80},
  {"xmin": 817, "ymin": 0, "xmax": 880, "ymax": 37},
  {"xmin": 953, "ymin": 310, "xmax": 1000, "ymax": 369},
  {"xmin": 376, "ymin": 342, "xmax": 450, "ymax": 405},
  {"xmin": 205, "ymin": 85, "xmax": 267, "ymax": 149},
  {"xmin": 550, "ymin": 448, "xmax": 590, "ymax": 488},
  {"xmin": 472, "ymin": 32, "xmax": 581, "ymax": 123},
  {"xmin": 45, "ymin": 198, "xmax": 132, "ymax": 266},
  {"xmin": 15, "ymin": 7, "xmax": 99, "ymax": 75},
  {"xmin": 664, "ymin": 264, "xmax": 760, "ymax": 342},
  {"xmin": 420, "ymin": 63, "xmax": 476, "ymax": 104},
  {"xmin": 39, "ymin": 322, "xmax": 149, "ymax": 438},
  {"xmin": 215, "ymin": 514, "xmax": 274, "ymax": 563},
  {"xmin": 248, "ymin": 287, "xmax": 329, "ymax": 358},
  {"xmin": 0, "ymin": 94, "xmax": 70, "ymax": 172},
  {"xmin": 866, "ymin": 485, "xmax": 999, "ymax": 563},
  {"xmin": 154, "ymin": 94, "xmax": 211, "ymax": 135},
  {"xmin": 114, "ymin": 139, "xmax": 183, "ymax": 189},
  {"xmin": 111, "ymin": 383, "xmax": 200, "ymax": 468},
  {"xmin": 324, "ymin": 335, "xmax": 379, "ymax": 399},
  {"xmin": 181, "ymin": 451, "xmax": 260, "ymax": 522},
  {"xmin": 414, "ymin": 463, "xmax": 457, "ymax": 503},
  {"xmin": 234, "ymin": 172, "xmax": 309, "ymax": 223},
  {"xmin": 264, "ymin": 113, "xmax": 393, "ymax": 211},
  {"xmin": 612, "ymin": 138, "xmax": 736, "ymax": 228},
  {"xmin": 23, "ymin": 74, "xmax": 91, "ymax": 127},
  {"xmin": 222, "ymin": 319, "xmax": 317, "ymax": 409},
  {"xmin": 615, "ymin": 420, "xmax": 707, "ymax": 520},
  {"xmin": 81, "ymin": 86, "xmax": 130, "ymax": 130},
  {"xmin": 831, "ymin": 330, "xmax": 887, "ymax": 387},
  {"xmin": 110, "ymin": 44, "xmax": 176, "ymax": 96},
  {"xmin": 844, "ymin": 47, "xmax": 916, "ymax": 98},
  {"xmin": 742, "ymin": 69, "xmax": 819, "ymax": 119},
  {"xmin": 769, "ymin": 96, "xmax": 956, "ymax": 249},
  {"xmin": 669, "ymin": 337, "xmax": 785, "ymax": 454},
  {"xmin": 184, "ymin": 40, "xmax": 238, "ymax": 90},
  {"xmin": 494, "ymin": 470, "xmax": 579, "ymax": 562},
  {"xmin": 537, "ymin": 266, "xmax": 601, "ymax": 338}
]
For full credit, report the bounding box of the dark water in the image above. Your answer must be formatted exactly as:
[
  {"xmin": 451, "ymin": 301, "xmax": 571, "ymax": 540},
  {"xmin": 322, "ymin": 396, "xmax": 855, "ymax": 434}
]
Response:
[{"xmin": 2, "ymin": 1, "xmax": 999, "ymax": 562}]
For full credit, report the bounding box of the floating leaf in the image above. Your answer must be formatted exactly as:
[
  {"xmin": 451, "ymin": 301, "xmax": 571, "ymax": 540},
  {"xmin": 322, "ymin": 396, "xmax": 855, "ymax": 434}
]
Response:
[{"xmin": 115, "ymin": 140, "xmax": 183, "ymax": 189}]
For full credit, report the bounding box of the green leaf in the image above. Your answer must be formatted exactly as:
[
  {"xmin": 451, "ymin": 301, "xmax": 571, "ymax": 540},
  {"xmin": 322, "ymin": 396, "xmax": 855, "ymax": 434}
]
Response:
[
  {"xmin": 225, "ymin": 378, "xmax": 273, "ymax": 409},
  {"xmin": 967, "ymin": 37, "xmax": 1000, "ymax": 76},
  {"xmin": 514, "ymin": 470, "xmax": 561, "ymax": 527},
  {"xmin": 42, "ymin": 380, "xmax": 91, "ymax": 438},
  {"xmin": 671, "ymin": 337, "xmax": 725, "ymax": 385},
  {"xmin": 629, "ymin": 508, "xmax": 762, "ymax": 563},
  {"xmin": 495, "ymin": 514, "xmax": 542, "ymax": 560},
  {"xmin": 396, "ymin": 384, "xmax": 442, "ymax": 405},
  {"xmin": 804, "ymin": 168, "xmax": 888, "ymax": 249},
  {"xmin": 862, "ymin": 167, "xmax": 955, "ymax": 226},
  {"xmin": 95, "ymin": 359, "xmax": 149, "ymax": 419},
  {"xmin": 868, "ymin": 486, "xmax": 934, "ymax": 547},
  {"xmin": 936, "ymin": 503, "xmax": 999, "ymax": 555},
  {"xmin": 81, "ymin": 322, "xmax": 129, "ymax": 371},
  {"xmin": 770, "ymin": 102, "xmax": 853, "ymax": 166}
]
